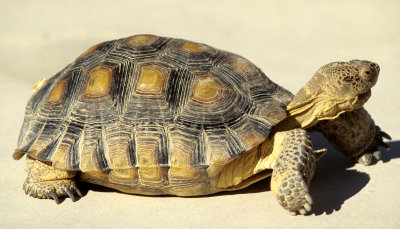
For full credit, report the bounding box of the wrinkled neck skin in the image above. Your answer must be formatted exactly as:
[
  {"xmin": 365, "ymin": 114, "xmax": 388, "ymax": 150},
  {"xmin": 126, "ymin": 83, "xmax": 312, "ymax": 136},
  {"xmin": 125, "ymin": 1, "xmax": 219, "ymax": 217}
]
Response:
[{"xmin": 275, "ymin": 73, "xmax": 370, "ymax": 132}]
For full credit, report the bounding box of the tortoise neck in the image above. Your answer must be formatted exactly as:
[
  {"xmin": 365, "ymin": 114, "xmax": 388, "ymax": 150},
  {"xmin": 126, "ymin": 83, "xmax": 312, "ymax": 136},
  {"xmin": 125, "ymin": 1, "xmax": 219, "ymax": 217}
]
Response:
[
  {"xmin": 274, "ymin": 74, "xmax": 364, "ymax": 132},
  {"xmin": 273, "ymin": 103, "xmax": 318, "ymax": 132},
  {"xmin": 273, "ymin": 80, "xmax": 322, "ymax": 132}
]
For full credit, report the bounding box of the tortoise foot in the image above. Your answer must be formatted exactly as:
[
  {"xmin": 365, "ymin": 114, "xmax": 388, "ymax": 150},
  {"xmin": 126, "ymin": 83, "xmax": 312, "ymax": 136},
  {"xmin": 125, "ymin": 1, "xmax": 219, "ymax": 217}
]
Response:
[
  {"xmin": 23, "ymin": 157, "xmax": 81, "ymax": 203},
  {"xmin": 353, "ymin": 126, "xmax": 391, "ymax": 166},
  {"xmin": 23, "ymin": 179, "xmax": 82, "ymax": 203},
  {"xmin": 275, "ymin": 172, "xmax": 313, "ymax": 216}
]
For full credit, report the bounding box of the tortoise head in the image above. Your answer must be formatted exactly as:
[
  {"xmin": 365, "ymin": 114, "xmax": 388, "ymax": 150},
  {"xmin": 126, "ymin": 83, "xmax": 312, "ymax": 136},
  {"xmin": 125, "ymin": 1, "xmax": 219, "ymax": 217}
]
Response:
[
  {"xmin": 281, "ymin": 60, "xmax": 380, "ymax": 130},
  {"xmin": 316, "ymin": 60, "xmax": 380, "ymax": 107}
]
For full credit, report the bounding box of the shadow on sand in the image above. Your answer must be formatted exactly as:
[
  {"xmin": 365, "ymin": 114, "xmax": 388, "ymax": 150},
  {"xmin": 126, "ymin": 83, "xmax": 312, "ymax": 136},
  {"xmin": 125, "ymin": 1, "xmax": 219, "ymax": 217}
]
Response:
[{"xmin": 305, "ymin": 133, "xmax": 399, "ymax": 215}]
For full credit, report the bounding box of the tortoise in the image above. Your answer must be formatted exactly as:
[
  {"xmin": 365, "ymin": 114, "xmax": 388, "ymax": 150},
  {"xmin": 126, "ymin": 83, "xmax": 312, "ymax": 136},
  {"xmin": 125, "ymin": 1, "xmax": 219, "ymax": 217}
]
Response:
[{"xmin": 14, "ymin": 34, "xmax": 391, "ymax": 215}]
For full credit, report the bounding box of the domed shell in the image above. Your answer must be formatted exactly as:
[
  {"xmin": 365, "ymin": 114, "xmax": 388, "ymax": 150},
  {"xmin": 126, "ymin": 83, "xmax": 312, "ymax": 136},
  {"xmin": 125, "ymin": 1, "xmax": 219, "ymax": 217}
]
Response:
[{"xmin": 14, "ymin": 35, "xmax": 292, "ymax": 177}]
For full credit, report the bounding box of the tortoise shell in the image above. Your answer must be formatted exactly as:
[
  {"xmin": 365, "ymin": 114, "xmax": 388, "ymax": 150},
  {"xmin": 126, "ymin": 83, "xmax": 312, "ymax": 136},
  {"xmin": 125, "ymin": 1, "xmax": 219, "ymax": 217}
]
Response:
[{"xmin": 15, "ymin": 35, "xmax": 292, "ymax": 180}]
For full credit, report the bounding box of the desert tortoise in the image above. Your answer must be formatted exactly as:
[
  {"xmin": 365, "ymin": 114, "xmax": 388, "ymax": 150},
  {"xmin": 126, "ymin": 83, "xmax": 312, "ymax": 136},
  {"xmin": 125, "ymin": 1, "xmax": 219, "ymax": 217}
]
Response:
[{"xmin": 14, "ymin": 35, "xmax": 390, "ymax": 215}]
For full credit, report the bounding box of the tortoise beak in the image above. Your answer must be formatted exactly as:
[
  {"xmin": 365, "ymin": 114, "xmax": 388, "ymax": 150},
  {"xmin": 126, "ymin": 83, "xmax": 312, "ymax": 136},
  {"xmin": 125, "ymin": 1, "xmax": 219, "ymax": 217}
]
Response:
[{"xmin": 360, "ymin": 62, "xmax": 379, "ymax": 88}]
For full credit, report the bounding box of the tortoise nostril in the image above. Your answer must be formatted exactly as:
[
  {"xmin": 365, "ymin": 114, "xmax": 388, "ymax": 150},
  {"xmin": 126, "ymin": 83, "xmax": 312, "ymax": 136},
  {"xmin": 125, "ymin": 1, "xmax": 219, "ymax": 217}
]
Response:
[{"xmin": 368, "ymin": 63, "xmax": 380, "ymax": 73}]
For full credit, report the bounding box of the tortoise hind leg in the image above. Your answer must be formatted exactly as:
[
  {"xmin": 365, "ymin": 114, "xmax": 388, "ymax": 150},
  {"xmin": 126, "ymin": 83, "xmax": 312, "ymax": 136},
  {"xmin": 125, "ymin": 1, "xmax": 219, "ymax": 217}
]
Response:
[
  {"xmin": 23, "ymin": 156, "xmax": 82, "ymax": 203},
  {"xmin": 270, "ymin": 129, "xmax": 320, "ymax": 215}
]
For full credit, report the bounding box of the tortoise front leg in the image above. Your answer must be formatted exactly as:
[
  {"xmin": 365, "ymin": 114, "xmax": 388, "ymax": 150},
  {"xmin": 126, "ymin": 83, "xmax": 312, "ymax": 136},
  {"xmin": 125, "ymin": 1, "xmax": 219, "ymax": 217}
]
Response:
[
  {"xmin": 23, "ymin": 156, "xmax": 82, "ymax": 203},
  {"xmin": 315, "ymin": 107, "xmax": 391, "ymax": 165},
  {"xmin": 270, "ymin": 129, "xmax": 320, "ymax": 215}
]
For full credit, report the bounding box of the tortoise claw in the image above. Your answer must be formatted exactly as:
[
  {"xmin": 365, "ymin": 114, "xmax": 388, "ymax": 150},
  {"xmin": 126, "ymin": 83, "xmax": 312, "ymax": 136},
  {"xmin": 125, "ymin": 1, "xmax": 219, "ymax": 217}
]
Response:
[
  {"xmin": 23, "ymin": 178, "xmax": 80, "ymax": 203},
  {"xmin": 48, "ymin": 190, "xmax": 60, "ymax": 204},
  {"xmin": 74, "ymin": 187, "xmax": 83, "ymax": 197},
  {"xmin": 380, "ymin": 131, "xmax": 392, "ymax": 141},
  {"xmin": 64, "ymin": 186, "xmax": 82, "ymax": 201},
  {"xmin": 373, "ymin": 151, "xmax": 382, "ymax": 160},
  {"xmin": 299, "ymin": 209, "xmax": 307, "ymax": 215},
  {"xmin": 357, "ymin": 154, "xmax": 373, "ymax": 166},
  {"xmin": 65, "ymin": 189, "xmax": 76, "ymax": 202},
  {"xmin": 375, "ymin": 127, "xmax": 391, "ymax": 150}
]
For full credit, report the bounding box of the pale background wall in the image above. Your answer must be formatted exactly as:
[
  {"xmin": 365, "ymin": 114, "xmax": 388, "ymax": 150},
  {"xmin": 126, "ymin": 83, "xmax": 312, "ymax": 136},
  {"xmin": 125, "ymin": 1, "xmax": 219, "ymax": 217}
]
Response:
[{"xmin": 1, "ymin": 0, "xmax": 399, "ymax": 228}]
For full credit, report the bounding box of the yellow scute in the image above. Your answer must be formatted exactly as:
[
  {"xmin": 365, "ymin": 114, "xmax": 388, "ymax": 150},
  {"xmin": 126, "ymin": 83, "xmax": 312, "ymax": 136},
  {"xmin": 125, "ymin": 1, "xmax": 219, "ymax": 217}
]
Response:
[
  {"xmin": 135, "ymin": 65, "xmax": 168, "ymax": 95},
  {"xmin": 192, "ymin": 75, "xmax": 226, "ymax": 103},
  {"xmin": 181, "ymin": 42, "xmax": 208, "ymax": 52},
  {"xmin": 127, "ymin": 35, "xmax": 157, "ymax": 46},
  {"xmin": 83, "ymin": 66, "xmax": 113, "ymax": 98},
  {"xmin": 47, "ymin": 80, "xmax": 67, "ymax": 103}
]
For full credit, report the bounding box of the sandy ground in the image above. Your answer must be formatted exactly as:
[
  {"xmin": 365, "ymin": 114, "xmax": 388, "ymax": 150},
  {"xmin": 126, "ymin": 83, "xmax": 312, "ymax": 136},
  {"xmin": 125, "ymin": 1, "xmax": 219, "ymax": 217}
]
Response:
[{"xmin": 1, "ymin": 0, "xmax": 400, "ymax": 228}]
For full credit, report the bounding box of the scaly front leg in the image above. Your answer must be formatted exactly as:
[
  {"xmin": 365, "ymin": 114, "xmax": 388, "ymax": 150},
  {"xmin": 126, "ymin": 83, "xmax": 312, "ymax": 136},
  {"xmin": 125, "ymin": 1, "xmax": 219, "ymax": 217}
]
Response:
[
  {"xmin": 314, "ymin": 108, "xmax": 391, "ymax": 165},
  {"xmin": 270, "ymin": 129, "xmax": 318, "ymax": 215}
]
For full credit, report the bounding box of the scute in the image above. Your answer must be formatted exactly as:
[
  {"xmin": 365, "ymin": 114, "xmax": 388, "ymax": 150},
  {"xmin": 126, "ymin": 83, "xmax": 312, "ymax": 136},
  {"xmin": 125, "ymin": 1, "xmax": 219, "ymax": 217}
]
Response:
[
  {"xmin": 82, "ymin": 66, "xmax": 113, "ymax": 98},
  {"xmin": 135, "ymin": 64, "xmax": 170, "ymax": 96},
  {"xmin": 191, "ymin": 74, "xmax": 228, "ymax": 104},
  {"xmin": 15, "ymin": 35, "xmax": 292, "ymax": 176}
]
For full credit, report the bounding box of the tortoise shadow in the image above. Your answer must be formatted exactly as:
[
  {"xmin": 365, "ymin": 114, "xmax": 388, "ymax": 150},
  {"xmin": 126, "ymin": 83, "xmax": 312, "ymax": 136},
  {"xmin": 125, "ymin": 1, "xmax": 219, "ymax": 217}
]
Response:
[{"xmin": 379, "ymin": 141, "xmax": 400, "ymax": 163}]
